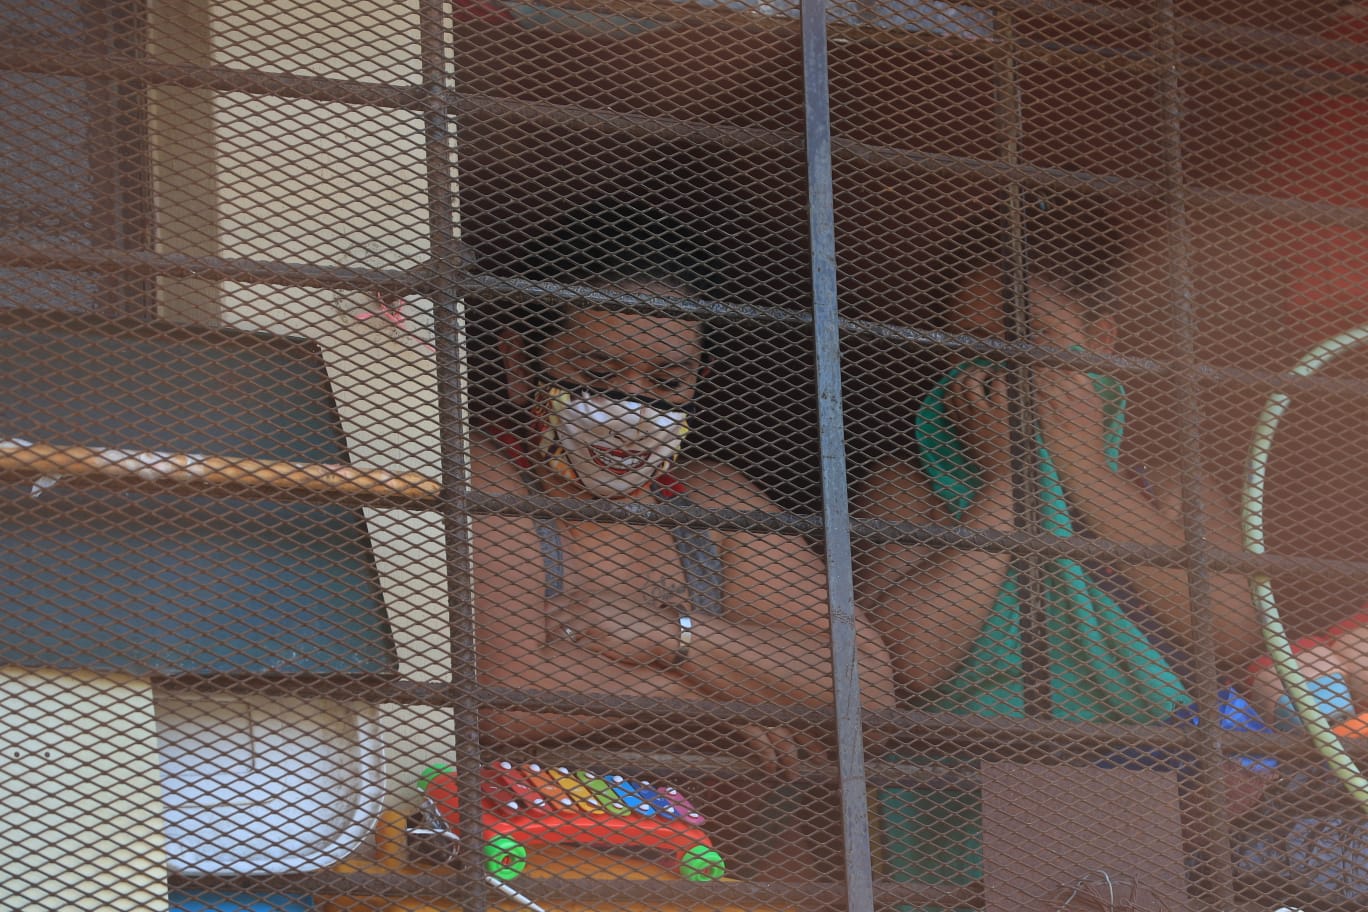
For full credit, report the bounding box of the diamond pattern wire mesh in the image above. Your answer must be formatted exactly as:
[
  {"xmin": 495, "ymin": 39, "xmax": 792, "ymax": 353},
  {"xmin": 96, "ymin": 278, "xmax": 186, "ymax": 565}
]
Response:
[{"xmin": 2, "ymin": 0, "xmax": 1368, "ymax": 910}]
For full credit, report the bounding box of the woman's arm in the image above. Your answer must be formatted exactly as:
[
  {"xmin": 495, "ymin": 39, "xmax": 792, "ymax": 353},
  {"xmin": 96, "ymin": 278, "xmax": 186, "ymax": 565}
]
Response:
[
  {"xmin": 537, "ymin": 459, "xmax": 897, "ymax": 712},
  {"xmin": 853, "ymin": 454, "xmax": 1016, "ymax": 694},
  {"xmin": 1036, "ymin": 369, "xmax": 1262, "ymax": 661}
]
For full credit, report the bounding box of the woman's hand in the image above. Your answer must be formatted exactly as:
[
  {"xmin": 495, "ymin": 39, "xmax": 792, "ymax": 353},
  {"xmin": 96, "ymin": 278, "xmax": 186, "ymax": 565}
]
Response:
[
  {"xmin": 947, "ymin": 365, "xmax": 1012, "ymax": 482},
  {"xmin": 733, "ymin": 723, "xmax": 826, "ymax": 781},
  {"xmin": 1035, "ymin": 366, "xmax": 1113, "ymax": 487},
  {"xmin": 544, "ymin": 591, "xmax": 678, "ymax": 667}
]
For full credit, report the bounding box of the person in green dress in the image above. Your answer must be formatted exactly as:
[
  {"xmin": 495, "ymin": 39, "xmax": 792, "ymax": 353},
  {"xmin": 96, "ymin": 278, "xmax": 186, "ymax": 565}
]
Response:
[{"xmin": 852, "ymin": 198, "xmax": 1262, "ymax": 899}]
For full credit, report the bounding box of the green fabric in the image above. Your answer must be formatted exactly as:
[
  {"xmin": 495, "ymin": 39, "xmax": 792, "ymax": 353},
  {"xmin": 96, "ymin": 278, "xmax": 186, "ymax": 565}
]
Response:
[{"xmin": 880, "ymin": 360, "xmax": 1189, "ymax": 903}]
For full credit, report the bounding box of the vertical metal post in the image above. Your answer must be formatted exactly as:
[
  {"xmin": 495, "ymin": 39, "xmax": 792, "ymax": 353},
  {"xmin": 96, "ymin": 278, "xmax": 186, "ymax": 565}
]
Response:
[
  {"xmin": 993, "ymin": 11, "xmax": 1052, "ymax": 717},
  {"xmin": 419, "ymin": 1, "xmax": 487, "ymax": 910},
  {"xmin": 1154, "ymin": 4, "xmax": 1233, "ymax": 909},
  {"xmin": 799, "ymin": 1, "xmax": 876, "ymax": 909}
]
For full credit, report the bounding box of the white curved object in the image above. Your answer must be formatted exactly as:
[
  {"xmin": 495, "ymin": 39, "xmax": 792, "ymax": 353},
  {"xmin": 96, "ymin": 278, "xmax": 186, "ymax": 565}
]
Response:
[{"xmin": 155, "ymin": 692, "xmax": 386, "ymax": 875}]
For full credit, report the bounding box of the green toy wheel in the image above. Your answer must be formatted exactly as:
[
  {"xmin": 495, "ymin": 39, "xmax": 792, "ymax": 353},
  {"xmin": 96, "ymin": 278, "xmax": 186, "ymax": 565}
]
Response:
[
  {"xmin": 679, "ymin": 844, "xmax": 725, "ymax": 882},
  {"xmin": 483, "ymin": 835, "xmax": 528, "ymax": 882}
]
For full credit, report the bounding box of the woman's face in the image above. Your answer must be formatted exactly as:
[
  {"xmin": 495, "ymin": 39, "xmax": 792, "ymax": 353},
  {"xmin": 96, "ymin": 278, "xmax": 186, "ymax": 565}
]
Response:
[{"xmin": 537, "ymin": 283, "xmax": 705, "ymax": 409}]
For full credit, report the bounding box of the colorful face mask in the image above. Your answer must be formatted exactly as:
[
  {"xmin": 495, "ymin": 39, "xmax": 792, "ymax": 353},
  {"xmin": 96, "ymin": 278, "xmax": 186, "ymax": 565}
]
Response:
[{"xmin": 532, "ymin": 385, "xmax": 689, "ymax": 499}]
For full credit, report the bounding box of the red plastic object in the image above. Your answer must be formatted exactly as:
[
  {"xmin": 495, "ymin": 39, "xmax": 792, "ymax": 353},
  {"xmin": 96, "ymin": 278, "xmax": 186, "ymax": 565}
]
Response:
[
  {"xmin": 425, "ymin": 765, "xmax": 717, "ymax": 862},
  {"xmin": 1245, "ymin": 610, "xmax": 1368, "ymax": 682}
]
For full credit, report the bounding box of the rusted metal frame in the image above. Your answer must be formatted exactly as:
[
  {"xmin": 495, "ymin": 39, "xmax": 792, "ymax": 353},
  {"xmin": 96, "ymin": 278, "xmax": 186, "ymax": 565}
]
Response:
[
  {"xmin": 1154, "ymin": 4, "xmax": 1232, "ymax": 907},
  {"xmin": 169, "ymin": 871, "xmax": 847, "ymax": 907},
  {"xmin": 993, "ymin": 9, "xmax": 1055, "ymax": 718},
  {"xmin": 856, "ymin": 518, "xmax": 1368, "ymax": 583},
  {"xmin": 82, "ymin": 0, "xmax": 158, "ymax": 319},
  {"xmin": 508, "ymin": 0, "xmax": 1368, "ymax": 68},
  {"xmin": 15, "ymin": 439, "xmax": 1368, "ymax": 581},
  {"xmin": 150, "ymin": 670, "xmax": 1331, "ymax": 761},
  {"xmin": 0, "ymin": 46, "xmax": 427, "ymax": 109},
  {"xmin": 9, "ymin": 46, "xmax": 1368, "ymax": 224},
  {"xmin": 994, "ymin": 0, "xmax": 1368, "ymax": 64},
  {"xmin": 418, "ymin": 0, "xmax": 487, "ymax": 908},
  {"xmin": 803, "ymin": 0, "xmax": 875, "ymax": 905},
  {"xmin": 13, "ymin": 16, "xmax": 1368, "ymax": 122},
  {"xmin": 17, "ymin": 241, "xmax": 1368, "ymax": 399}
]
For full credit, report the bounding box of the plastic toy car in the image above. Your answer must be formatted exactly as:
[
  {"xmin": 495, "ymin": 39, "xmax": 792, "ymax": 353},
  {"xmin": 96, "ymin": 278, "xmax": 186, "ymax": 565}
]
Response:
[{"xmin": 419, "ymin": 761, "xmax": 725, "ymax": 883}]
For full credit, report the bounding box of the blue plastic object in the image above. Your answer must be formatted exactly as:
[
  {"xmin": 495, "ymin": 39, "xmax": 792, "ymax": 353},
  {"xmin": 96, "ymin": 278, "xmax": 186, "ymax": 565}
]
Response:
[
  {"xmin": 606, "ymin": 775, "xmax": 678, "ymax": 818},
  {"xmin": 1274, "ymin": 673, "xmax": 1355, "ymax": 730},
  {"xmin": 1171, "ymin": 687, "xmax": 1280, "ymax": 773},
  {"xmin": 1105, "ymin": 687, "xmax": 1279, "ymax": 775}
]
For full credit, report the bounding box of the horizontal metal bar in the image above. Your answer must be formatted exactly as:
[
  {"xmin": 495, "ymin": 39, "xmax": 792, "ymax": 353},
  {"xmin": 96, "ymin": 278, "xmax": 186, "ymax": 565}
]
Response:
[
  {"xmin": 150, "ymin": 671, "xmax": 1368, "ymax": 760},
  {"xmin": 460, "ymin": 272, "xmax": 812, "ymax": 325},
  {"xmin": 4, "ymin": 49, "xmax": 1368, "ymax": 231},
  {"xmin": 169, "ymin": 871, "xmax": 847, "ymax": 907},
  {"xmin": 856, "ymin": 514, "xmax": 1368, "ymax": 581},
  {"xmin": 866, "ymin": 706, "xmax": 1350, "ymax": 755},
  {"xmin": 531, "ymin": 0, "xmax": 1368, "ymax": 67},
  {"xmin": 470, "ymin": 276, "xmax": 1368, "ymax": 401},
  {"xmin": 11, "ymin": 243, "xmax": 1368, "ymax": 404},
  {"xmin": 999, "ymin": 0, "xmax": 1368, "ymax": 64},
  {"xmin": 155, "ymin": 675, "xmax": 838, "ymax": 727},
  {"xmin": 462, "ymin": 488, "xmax": 825, "ymax": 535},
  {"xmin": 0, "ymin": 46, "xmax": 426, "ymax": 108},
  {"xmin": 0, "ymin": 241, "xmax": 420, "ymax": 293},
  {"xmin": 9, "ymin": 440, "xmax": 1368, "ymax": 582}
]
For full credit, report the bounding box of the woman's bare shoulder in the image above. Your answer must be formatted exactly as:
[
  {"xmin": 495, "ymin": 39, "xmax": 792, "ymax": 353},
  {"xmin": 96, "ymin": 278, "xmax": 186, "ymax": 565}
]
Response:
[{"xmin": 670, "ymin": 457, "xmax": 779, "ymax": 512}]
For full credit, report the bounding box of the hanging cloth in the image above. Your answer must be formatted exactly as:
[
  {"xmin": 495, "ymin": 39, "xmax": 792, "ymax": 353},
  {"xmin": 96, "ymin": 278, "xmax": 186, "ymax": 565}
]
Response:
[{"xmin": 911, "ymin": 359, "xmax": 1188, "ymax": 722}]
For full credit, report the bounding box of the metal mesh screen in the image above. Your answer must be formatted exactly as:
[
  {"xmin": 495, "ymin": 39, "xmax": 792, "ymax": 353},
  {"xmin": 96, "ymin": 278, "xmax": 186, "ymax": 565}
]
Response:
[{"xmin": 2, "ymin": 0, "xmax": 1367, "ymax": 910}]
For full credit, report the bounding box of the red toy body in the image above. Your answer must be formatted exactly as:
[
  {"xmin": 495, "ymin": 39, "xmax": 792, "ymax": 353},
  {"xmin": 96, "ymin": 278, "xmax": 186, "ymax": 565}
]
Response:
[{"xmin": 422, "ymin": 764, "xmax": 726, "ymax": 883}]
